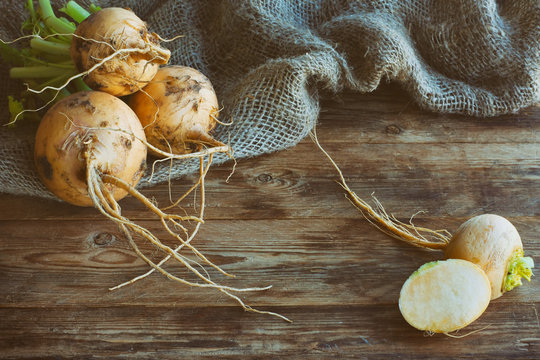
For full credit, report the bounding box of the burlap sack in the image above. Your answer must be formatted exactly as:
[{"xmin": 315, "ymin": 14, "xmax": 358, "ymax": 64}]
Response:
[{"xmin": 0, "ymin": 0, "xmax": 538, "ymax": 199}]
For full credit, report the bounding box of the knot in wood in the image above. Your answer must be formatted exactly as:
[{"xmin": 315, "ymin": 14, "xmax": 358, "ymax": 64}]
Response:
[
  {"xmin": 92, "ymin": 232, "xmax": 115, "ymax": 246},
  {"xmin": 256, "ymin": 173, "xmax": 273, "ymax": 183},
  {"xmin": 385, "ymin": 124, "xmax": 402, "ymax": 135}
]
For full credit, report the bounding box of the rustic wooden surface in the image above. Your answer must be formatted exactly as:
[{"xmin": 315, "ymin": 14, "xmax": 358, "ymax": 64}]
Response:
[{"xmin": 0, "ymin": 85, "xmax": 539, "ymax": 359}]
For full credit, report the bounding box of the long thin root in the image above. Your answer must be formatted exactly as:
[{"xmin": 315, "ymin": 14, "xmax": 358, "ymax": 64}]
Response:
[
  {"xmin": 310, "ymin": 128, "xmax": 450, "ymax": 250},
  {"xmin": 100, "ymin": 171, "xmax": 232, "ymax": 278},
  {"xmin": 85, "ymin": 153, "xmax": 289, "ymax": 322}
]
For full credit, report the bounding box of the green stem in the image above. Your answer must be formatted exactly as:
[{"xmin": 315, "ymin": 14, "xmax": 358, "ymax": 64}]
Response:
[
  {"xmin": 38, "ymin": 0, "xmax": 76, "ymax": 35},
  {"xmin": 39, "ymin": 34, "xmax": 70, "ymax": 44},
  {"xmin": 30, "ymin": 37, "xmax": 71, "ymax": 56},
  {"xmin": 60, "ymin": 1, "xmax": 91, "ymax": 23},
  {"xmin": 74, "ymin": 77, "xmax": 92, "ymax": 91},
  {"xmin": 38, "ymin": 71, "xmax": 77, "ymax": 88},
  {"xmin": 89, "ymin": 4, "xmax": 102, "ymax": 14},
  {"xmin": 20, "ymin": 54, "xmax": 74, "ymax": 68},
  {"xmin": 25, "ymin": 0, "xmax": 37, "ymax": 24},
  {"xmin": 10, "ymin": 65, "xmax": 71, "ymax": 78},
  {"xmin": 29, "ymin": 52, "xmax": 72, "ymax": 64}
]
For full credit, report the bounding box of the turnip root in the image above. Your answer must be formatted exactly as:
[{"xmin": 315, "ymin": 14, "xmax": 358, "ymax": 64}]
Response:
[
  {"xmin": 399, "ymin": 259, "xmax": 491, "ymax": 333},
  {"xmin": 129, "ymin": 65, "xmax": 224, "ymax": 156},
  {"xmin": 445, "ymin": 214, "xmax": 534, "ymax": 299},
  {"xmin": 71, "ymin": 7, "xmax": 171, "ymax": 96}
]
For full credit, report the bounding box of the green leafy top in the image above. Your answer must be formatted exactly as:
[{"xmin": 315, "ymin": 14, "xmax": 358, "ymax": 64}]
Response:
[
  {"xmin": 1, "ymin": 0, "xmax": 96, "ymax": 125},
  {"xmin": 504, "ymin": 249, "xmax": 534, "ymax": 293}
]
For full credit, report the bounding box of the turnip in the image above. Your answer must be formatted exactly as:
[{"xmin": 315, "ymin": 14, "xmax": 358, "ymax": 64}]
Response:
[
  {"xmin": 393, "ymin": 213, "xmax": 534, "ymax": 301},
  {"xmin": 2, "ymin": 1, "xmax": 286, "ymax": 322},
  {"xmin": 71, "ymin": 7, "xmax": 171, "ymax": 96},
  {"xmin": 399, "ymin": 259, "xmax": 491, "ymax": 333},
  {"xmin": 34, "ymin": 90, "xmax": 147, "ymax": 206},
  {"xmin": 128, "ymin": 65, "xmax": 225, "ymax": 156},
  {"xmin": 445, "ymin": 214, "xmax": 534, "ymax": 299}
]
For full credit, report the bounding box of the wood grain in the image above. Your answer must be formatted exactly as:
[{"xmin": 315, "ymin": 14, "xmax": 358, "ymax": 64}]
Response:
[{"xmin": 0, "ymin": 85, "xmax": 539, "ymax": 359}]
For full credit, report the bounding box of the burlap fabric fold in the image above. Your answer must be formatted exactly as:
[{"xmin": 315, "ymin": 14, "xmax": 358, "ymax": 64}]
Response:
[{"xmin": 0, "ymin": 0, "xmax": 538, "ymax": 199}]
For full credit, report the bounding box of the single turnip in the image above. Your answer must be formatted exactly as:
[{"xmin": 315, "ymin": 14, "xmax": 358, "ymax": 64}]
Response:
[
  {"xmin": 129, "ymin": 65, "xmax": 224, "ymax": 156},
  {"xmin": 71, "ymin": 7, "xmax": 171, "ymax": 96}
]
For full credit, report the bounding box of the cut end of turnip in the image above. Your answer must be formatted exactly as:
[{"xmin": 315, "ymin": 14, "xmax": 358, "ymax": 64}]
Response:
[{"xmin": 399, "ymin": 259, "xmax": 491, "ymax": 334}]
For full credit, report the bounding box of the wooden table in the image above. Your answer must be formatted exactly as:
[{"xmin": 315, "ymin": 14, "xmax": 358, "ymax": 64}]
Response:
[{"xmin": 1, "ymin": 85, "xmax": 539, "ymax": 359}]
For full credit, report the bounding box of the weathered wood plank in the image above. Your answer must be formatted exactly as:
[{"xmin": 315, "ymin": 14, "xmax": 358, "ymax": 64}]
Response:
[
  {"xmin": 1, "ymin": 218, "xmax": 537, "ymax": 308},
  {"xmin": 318, "ymin": 89, "xmax": 540, "ymax": 145},
  {"xmin": 0, "ymin": 86, "xmax": 538, "ymax": 359},
  {"xmin": 1, "ymin": 302, "xmax": 538, "ymax": 359},
  {"xmin": 0, "ymin": 139, "xmax": 538, "ymax": 221}
]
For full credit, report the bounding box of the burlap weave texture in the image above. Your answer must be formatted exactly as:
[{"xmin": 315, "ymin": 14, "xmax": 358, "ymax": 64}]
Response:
[{"xmin": 0, "ymin": 0, "xmax": 538, "ymax": 199}]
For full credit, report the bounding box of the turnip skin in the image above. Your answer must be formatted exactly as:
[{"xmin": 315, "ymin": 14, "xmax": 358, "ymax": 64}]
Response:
[
  {"xmin": 34, "ymin": 91, "xmax": 147, "ymax": 206},
  {"xmin": 399, "ymin": 259, "xmax": 491, "ymax": 333},
  {"xmin": 444, "ymin": 214, "xmax": 533, "ymax": 300},
  {"xmin": 71, "ymin": 7, "xmax": 171, "ymax": 97},
  {"xmin": 129, "ymin": 65, "xmax": 222, "ymax": 157}
]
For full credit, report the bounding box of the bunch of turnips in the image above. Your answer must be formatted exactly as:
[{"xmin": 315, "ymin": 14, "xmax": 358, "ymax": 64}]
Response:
[{"xmin": 2, "ymin": 0, "xmax": 292, "ymax": 322}]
